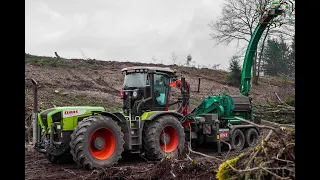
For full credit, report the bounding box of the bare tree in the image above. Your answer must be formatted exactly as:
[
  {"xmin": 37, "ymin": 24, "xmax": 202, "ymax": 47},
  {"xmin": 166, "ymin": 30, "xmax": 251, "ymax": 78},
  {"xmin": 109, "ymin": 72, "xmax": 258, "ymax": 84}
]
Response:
[
  {"xmin": 170, "ymin": 52, "xmax": 178, "ymax": 65},
  {"xmin": 79, "ymin": 49, "xmax": 88, "ymax": 60},
  {"xmin": 186, "ymin": 54, "xmax": 192, "ymax": 66},
  {"xmin": 209, "ymin": 0, "xmax": 295, "ymax": 84},
  {"xmin": 212, "ymin": 64, "xmax": 221, "ymax": 70},
  {"xmin": 51, "ymin": 52, "xmax": 61, "ymax": 66},
  {"xmin": 256, "ymin": 0, "xmax": 295, "ymax": 82},
  {"xmin": 152, "ymin": 56, "xmax": 157, "ymax": 64},
  {"xmin": 191, "ymin": 61, "xmax": 196, "ymax": 67}
]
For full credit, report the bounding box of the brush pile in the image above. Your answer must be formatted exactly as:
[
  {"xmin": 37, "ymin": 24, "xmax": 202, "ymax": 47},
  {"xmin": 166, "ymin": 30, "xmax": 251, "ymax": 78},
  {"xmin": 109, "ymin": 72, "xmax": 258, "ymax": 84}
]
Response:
[{"xmin": 216, "ymin": 124, "xmax": 295, "ymax": 180}]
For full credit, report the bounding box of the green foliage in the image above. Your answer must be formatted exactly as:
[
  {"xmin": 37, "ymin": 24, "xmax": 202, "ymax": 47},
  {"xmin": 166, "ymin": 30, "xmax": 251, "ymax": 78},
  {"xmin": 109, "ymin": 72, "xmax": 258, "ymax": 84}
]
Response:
[
  {"xmin": 285, "ymin": 96, "xmax": 295, "ymax": 107},
  {"xmin": 87, "ymin": 59, "xmax": 96, "ymax": 64},
  {"xmin": 25, "ymin": 53, "xmax": 33, "ymax": 59},
  {"xmin": 262, "ymin": 35, "xmax": 294, "ymax": 77},
  {"xmin": 40, "ymin": 58, "xmax": 52, "ymax": 65},
  {"xmin": 227, "ymin": 56, "xmax": 242, "ymax": 86},
  {"xmin": 287, "ymin": 35, "xmax": 295, "ymax": 77},
  {"xmin": 25, "ymin": 53, "xmax": 44, "ymax": 63},
  {"xmin": 216, "ymin": 153, "xmax": 244, "ymax": 180},
  {"xmin": 25, "ymin": 55, "xmax": 76, "ymax": 68}
]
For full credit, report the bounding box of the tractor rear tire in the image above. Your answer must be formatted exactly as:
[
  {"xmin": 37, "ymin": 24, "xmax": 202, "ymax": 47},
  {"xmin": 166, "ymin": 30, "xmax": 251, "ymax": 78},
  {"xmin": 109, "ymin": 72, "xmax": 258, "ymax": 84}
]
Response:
[
  {"xmin": 231, "ymin": 129, "xmax": 245, "ymax": 152},
  {"xmin": 244, "ymin": 128, "xmax": 259, "ymax": 147},
  {"xmin": 69, "ymin": 116, "xmax": 124, "ymax": 170},
  {"xmin": 143, "ymin": 115, "xmax": 185, "ymax": 160}
]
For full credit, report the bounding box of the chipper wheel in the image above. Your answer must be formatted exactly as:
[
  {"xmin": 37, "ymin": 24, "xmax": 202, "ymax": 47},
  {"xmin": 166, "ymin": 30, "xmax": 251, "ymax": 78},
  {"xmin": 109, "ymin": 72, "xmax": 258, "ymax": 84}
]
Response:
[
  {"xmin": 244, "ymin": 128, "xmax": 259, "ymax": 148},
  {"xmin": 69, "ymin": 116, "xmax": 124, "ymax": 170},
  {"xmin": 231, "ymin": 129, "xmax": 245, "ymax": 152},
  {"xmin": 143, "ymin": 115, "xmax": 185, "ymax": 160}
]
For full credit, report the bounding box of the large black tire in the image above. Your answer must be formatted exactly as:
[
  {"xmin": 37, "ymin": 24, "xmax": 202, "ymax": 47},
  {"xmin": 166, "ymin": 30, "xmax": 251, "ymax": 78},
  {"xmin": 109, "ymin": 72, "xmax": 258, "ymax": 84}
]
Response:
[
  {"xmin": 69, "ymin": 116, "xmax": 124, "ymax": 170},
  {"xmin": 143, "ymin": 115, "xmax": 185, "ymax": 160},
  {"xmin": 244, "ymin": 128, "xmax": 259, "ymax": 147},
  {"xmin": 231, "ymin": 129, "xmax": 245, "ymax": 152}
]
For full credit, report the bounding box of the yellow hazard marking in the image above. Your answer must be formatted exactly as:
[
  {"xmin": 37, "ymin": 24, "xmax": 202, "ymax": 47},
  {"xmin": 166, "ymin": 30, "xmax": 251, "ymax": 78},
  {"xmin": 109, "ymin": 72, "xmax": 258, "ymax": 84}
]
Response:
[{"xmin": 217, "ymin": 135, "xmax": 220, "ymax": 140}]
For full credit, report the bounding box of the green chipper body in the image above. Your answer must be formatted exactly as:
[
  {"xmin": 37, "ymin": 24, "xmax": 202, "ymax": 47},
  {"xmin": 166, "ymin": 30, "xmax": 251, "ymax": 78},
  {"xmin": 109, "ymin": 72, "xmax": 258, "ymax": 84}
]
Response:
[{"xmin": 192, "ymin": 94, "xmax": 253, "ymax": 125}]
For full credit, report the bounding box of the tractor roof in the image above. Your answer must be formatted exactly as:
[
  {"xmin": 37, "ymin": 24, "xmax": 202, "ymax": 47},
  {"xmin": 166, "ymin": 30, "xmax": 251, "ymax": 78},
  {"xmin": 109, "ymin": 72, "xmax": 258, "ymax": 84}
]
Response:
[{"xmin": 121, "ymin": 66, "xmax": 174, "ymax": 74}]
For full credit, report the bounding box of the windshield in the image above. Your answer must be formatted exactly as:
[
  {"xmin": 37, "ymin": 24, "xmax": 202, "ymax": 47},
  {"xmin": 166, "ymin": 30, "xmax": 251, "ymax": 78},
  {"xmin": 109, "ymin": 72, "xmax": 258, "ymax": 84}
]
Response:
[{"xmin": 123, "ymin": 73, "xmax": 147, "ymax": 88}]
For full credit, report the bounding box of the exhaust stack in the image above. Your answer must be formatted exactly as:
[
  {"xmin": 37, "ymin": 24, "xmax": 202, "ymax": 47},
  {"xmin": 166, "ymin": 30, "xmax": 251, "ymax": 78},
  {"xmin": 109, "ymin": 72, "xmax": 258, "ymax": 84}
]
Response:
[{"xmin": 25, "ymin": 78, "xmax": 39, "ymax": 145}]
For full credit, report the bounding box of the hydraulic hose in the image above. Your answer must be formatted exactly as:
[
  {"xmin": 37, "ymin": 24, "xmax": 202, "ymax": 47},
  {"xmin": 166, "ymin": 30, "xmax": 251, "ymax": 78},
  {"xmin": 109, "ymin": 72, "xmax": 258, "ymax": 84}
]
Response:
[{"xmin": 136, "ymin": 97, "xmax": 152, "ymax": 115}]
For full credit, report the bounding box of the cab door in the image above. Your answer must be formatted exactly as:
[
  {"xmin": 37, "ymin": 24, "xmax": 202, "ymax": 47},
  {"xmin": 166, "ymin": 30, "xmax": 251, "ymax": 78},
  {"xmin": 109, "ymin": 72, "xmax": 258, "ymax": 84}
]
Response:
[{"xmin": 153, "ymin": 73, "xmax": 170, "ymax": 111}]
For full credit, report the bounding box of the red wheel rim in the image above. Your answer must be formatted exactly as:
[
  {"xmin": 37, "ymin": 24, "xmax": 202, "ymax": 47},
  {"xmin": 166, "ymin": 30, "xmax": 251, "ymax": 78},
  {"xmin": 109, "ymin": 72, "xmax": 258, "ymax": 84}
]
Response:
[
  {"xmin": 89, "ymin": 127, "xmax": 116, "ymax": 160},
  {"xmin": 159, "ymin": 126, "xmax": 179, "ymax": 152}
]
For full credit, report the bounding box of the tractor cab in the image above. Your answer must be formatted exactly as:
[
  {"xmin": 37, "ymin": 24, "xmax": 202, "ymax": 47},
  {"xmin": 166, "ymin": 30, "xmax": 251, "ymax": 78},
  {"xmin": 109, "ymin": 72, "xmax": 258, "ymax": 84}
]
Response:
[{"xmin": 120, "ymin": 66, "xmax": 176, "ymax": 116}]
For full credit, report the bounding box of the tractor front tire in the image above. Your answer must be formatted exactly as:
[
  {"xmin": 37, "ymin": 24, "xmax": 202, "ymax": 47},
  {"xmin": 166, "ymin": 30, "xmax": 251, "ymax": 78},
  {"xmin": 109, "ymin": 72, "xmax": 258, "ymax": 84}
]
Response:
[
  {"xmin": 70, "ymin": 116, "xmax": 124, "ymax": 170},
  {"xmin": 244, "ymin": 128, "xmax": 259, "ymax": 147},
  {"xmin": 231, "ymin": 129, "xmax": 245, "ymax": 152},
  {"xmin": 143, "ymin": 115, "xmax": 185, "ymax": 160}
]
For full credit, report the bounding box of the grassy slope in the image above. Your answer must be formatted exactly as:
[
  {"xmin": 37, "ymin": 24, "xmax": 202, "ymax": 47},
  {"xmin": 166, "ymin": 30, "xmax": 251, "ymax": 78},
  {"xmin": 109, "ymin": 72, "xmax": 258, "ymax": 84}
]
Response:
[{"xmin": 25, "ymin": 54, "xmax": 295, "ymax": 124}]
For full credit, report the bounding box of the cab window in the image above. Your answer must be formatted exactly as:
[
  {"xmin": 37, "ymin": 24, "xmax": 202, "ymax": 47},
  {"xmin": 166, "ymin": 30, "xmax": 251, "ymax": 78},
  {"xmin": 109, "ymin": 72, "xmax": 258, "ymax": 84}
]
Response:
[{"xmin": 154, "ymin": 74, "xmax": 170, "ymax": 106}]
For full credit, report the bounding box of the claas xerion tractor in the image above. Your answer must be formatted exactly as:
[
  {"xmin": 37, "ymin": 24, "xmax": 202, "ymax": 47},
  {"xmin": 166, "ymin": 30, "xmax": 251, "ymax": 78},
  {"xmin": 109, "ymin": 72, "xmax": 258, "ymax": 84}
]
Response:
[
  {"xmin": 29, "ymin": 67, "xmax": 189, "ymax": 170},
  {"xmin": 26, "ymin": 6, "xmax": 284, "ymax": 170},
  {"xmin": 28, "ymin": 65, "xmax": 255, "ymax": 170}
]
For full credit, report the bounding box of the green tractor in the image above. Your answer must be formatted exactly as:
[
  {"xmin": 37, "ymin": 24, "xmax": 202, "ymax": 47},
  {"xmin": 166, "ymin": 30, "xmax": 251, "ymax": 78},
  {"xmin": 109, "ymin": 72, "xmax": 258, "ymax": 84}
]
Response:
[
  {"xmin": 26, "ymin": 6, "xmax": 284, "ymax": 170},
  {"xmin": 30, "ymin": 67, "xmax": 188, "ymax": 170}
]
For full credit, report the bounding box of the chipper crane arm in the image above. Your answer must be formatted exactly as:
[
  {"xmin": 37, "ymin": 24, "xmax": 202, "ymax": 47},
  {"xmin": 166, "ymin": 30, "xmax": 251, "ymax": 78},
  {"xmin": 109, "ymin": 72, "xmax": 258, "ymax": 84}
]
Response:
[
  {"xmin": 191, "ymin": 6, "xmax": 285, "ymax": 118},
  {"xmin": 240, "ymin": 7, "xmax": 284, "ymax": 96}
]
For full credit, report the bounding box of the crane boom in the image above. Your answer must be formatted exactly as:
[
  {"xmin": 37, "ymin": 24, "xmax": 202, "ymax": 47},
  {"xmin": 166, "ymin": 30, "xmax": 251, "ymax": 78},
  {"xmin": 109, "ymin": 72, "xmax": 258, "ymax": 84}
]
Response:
[
  {"xmin": 240, "ymin": 8, "xmax": 284, "ymax": 96},
  {"xmin": 192, "ymin": 7, "xmax": 285, "ymax": 119}
]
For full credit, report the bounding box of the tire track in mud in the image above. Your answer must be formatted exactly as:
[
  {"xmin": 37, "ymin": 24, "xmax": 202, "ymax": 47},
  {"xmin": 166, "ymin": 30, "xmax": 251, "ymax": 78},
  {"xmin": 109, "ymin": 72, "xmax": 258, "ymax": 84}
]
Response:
[
  {"xmin": 25, "ymin": 143, "xmax": 255, "ymax": 180},
  {"xmin": 25, "ymin": 129, "xmax": 271, "ymax": 179}
]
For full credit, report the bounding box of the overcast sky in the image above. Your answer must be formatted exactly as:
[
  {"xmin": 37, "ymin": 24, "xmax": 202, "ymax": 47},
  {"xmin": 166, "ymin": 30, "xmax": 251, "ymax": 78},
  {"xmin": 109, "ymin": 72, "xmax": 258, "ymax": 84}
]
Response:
[{"xmin": 25, "ymin": 0, "xmax": 242, "ymax": 70}]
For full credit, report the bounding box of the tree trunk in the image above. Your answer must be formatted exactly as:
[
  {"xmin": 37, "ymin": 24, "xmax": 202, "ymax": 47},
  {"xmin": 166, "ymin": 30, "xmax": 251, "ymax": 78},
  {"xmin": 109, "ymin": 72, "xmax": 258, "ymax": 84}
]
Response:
[
  {"xmin": 253, "ymin": 4, "xmax": 272, "ymax": 85},
  {"xmin": 52, "ymin": 52, "xmax": 61, "ymax": 66},
  {"xmin": 252, "ymin": 51, "xmax": 258, "ymax": 85},
  {"xmin": 256, "ymin": 26, "xmax": 271, "ymax": 84}
]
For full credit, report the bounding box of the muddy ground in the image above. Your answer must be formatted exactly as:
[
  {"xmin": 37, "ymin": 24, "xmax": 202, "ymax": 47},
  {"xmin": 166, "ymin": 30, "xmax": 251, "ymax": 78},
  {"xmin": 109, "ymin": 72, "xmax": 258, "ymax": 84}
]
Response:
[
  {"xmin": 25, "ymin": 129, "xmax": 270, "ymax": 180},
  {"xmin": 25, "ymin": 146, "xmax": 241, "ymax": 180}
]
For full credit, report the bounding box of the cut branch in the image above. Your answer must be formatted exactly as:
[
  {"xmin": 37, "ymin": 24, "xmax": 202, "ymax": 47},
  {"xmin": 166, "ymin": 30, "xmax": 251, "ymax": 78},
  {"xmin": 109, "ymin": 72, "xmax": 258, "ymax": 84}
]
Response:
[
  {"xmin": 235, "ymin": 117, "xmax": 287, "ymax": 147},
  {"xmin": 261, "ymin": 119, "xmax": 295, "ymax": 128},
  {"xmin": 274, "ymin": 92, "xmax": 295, "ymax": 110},
  {"xmin": 221, "ymin": 140, "xmax": 232, "ymax": 160}
]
